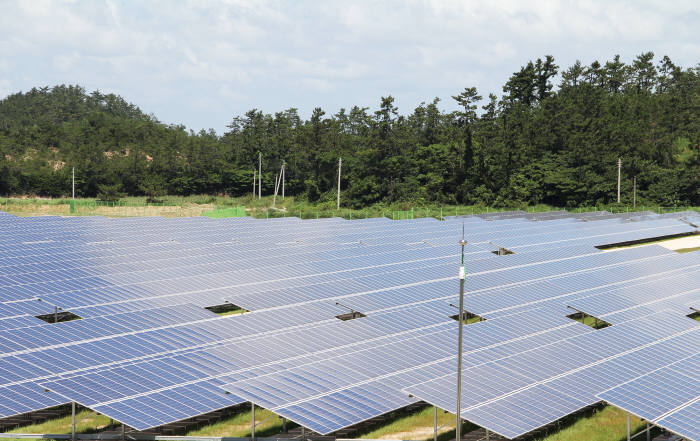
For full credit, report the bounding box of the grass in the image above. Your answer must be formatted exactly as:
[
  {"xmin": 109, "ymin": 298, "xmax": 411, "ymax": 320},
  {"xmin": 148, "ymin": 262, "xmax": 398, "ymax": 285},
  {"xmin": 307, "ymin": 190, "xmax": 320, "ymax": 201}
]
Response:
[
  {"xmin": 5, "ymin": 410, "xmax": 112, "ymax": 435},
  {"xmin": 185, "ymin": 407, "xmax": 295, "ymax": 437},
  {"xmin": 356, "ymin": 406, "xmax": 475, "ymax": 441},
  {"xmin": 354, "ymin": 405, "xmax": 652, "ymax": 441},
  {"xmin": 1, "ymin": 195, "xmax": 697, "ymax": 220},
  {"xmin": 533, "ymin": 406, "xmax": 652, "ymax": 441},
  {"xmin": 216, "ymin": 308, "xmax": 246, "ymax": 316}
]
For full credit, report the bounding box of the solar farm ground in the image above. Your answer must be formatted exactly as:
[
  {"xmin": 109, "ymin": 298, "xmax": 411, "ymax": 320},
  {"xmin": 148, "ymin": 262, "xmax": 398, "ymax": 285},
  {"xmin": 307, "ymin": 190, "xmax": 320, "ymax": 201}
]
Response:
[{"xmin": 0, "ymin": 404, "xmax": 656, "ymax": 441}]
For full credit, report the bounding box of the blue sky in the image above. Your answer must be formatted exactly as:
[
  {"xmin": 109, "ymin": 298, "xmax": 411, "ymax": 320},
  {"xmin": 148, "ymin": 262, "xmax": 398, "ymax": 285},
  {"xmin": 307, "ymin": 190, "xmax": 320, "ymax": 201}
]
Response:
[{"xmin": 1, "ymin": 0, "xmax": 699, "ymax": 134}]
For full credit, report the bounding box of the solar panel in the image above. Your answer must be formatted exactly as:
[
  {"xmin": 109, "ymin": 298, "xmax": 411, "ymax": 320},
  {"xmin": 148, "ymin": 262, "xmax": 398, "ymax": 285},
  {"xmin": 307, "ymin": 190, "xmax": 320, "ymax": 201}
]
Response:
[{"xmin": 0, "ymin": 210, "xmax": 697, "ymax": 437}]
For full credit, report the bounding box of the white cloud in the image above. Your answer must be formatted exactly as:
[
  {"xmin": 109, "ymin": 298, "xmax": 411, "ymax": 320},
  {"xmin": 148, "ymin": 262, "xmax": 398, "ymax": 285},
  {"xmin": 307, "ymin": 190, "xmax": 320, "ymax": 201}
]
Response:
[{"xmin": 1, "ymin": 0, "xmax": 698, "ymax": 132}]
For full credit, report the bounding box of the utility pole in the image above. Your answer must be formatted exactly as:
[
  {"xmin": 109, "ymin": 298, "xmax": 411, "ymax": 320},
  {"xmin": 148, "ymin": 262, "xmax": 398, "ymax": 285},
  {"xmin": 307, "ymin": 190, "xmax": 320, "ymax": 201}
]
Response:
[
  {"xmin": 258, "ymin": 152, "xmax": 262, "ymax": 200},
  {"xmin": 252, "ymin": 170, "xmax": 256, "ymax": 196},
  {"xmin": 456, "ymin": 223, "xmax": 466, "ymax": 441},
  {"xmin": 633, "ymin": 176, "xmax": 636, "ymax": 208},
  {"xmin": 72, "ymin": 167, "xmax": 75, "ymax": 200},
  {"xmin": 273, "ymin": 163, "xmax": 284, "ymax": 208},
  {"xmin": 282, "ymin": 160, "xmax": 285, "ymax": 199},
  {"xmin": 617, "ymin": 158, "xmax": 621, "ymax": 203},
  {"xmin": 337, "ymin": 157, "xmax": 342, "ymax": 210}
]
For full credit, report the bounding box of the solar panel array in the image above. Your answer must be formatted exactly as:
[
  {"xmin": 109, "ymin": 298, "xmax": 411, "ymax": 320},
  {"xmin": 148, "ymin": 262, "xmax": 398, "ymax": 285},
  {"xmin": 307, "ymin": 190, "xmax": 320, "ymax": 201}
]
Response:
[{"xmin": 0, "ymin": 209, "xmax": 697, "ymax": 440}]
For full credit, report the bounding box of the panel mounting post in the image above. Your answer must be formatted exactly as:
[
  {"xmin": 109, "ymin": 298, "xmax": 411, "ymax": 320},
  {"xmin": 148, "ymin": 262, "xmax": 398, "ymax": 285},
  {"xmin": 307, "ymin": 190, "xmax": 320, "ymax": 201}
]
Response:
[
  {"xmin": 251, "ymin": 402, "xmax": 255, "ymax": 441},
  {"xmin": 282, "ymin": 417, "xmax": 287, "ymax": 433},
  {"xmin": 433, "ymin": 406, "xmax": 437, "ymax": 441},
  {"xmin": 627, "ymin": 412, "xmax": 631, "ymax": 441},
  {"xmin": 71, "ymin": 402, "xmax": 76, "ymax": 441},
  {"xmin": 646, "ymin": 421, "xmax": 650, "ymax": 441}
]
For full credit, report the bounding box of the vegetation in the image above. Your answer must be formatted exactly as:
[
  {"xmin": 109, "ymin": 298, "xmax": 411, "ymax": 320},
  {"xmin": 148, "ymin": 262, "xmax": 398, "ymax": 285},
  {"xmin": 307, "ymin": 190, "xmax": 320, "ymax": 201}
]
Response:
[
  {"xmin": 533, "ymin": 406, "xmax": 651, "ymax": 441},
  {"xmin": 185, "ymin": 407, "xmax": 295, "ymax": 437},
  {"xmin": 5, "ymin": 409, "xmax": 111, "ymax": 435},
  {"xmin": 356, "ymin": 406, "xmax": 475, "ymax": 440},
  {"xmin": 1, "ymin": 53, "xmax": 698, "ymax": 208}
]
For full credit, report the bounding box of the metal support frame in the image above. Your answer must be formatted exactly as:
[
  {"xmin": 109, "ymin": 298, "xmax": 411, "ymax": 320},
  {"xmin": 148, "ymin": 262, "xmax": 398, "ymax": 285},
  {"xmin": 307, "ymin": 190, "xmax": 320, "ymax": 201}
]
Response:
[
  {"xmin": 433, "ymin": 406, "xmax": 437, "ymax": 441},
  {"xmin": 251, "ymin": 403, "xmax": 255, "ymax": 441},
  {"xmin": 626, "ymin": 412, "xmax": 631, "ymax": 441},
  {"xmin": 646, "ymin": 421, "xmax": 650, "ymax": 441},
  {"xmin": 121, "ymin": 424, "xmax": 125, "ymax": 441},
  {"xmin": 71, "ymin": 402, "xmax": 76, "ymax": 441},
  {"xmin": 282, "ymin": 417, "xmax": 287, "ymax": 433}
]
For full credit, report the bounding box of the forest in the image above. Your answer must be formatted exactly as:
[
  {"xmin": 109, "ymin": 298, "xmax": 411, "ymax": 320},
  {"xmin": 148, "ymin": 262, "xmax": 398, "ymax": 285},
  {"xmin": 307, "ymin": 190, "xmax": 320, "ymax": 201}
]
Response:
[{"xmin": 0, "ymin": 52, "xmax": 698, "ymax": 208}]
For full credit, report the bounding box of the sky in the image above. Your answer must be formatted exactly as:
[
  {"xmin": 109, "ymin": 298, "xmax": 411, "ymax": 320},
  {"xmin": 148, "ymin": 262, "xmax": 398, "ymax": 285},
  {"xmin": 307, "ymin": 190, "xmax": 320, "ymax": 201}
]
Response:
[{"xmin": 1, "ymin": 0, "xmax": 699, "ymax": 134}]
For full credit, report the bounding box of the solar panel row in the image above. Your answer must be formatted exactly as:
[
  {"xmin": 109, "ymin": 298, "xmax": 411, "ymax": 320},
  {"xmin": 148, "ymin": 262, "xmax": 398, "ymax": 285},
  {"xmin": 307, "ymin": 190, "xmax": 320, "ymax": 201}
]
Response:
[{"xmin": 0, "ymin": 209, "xmax": 696, "ymax": 440}]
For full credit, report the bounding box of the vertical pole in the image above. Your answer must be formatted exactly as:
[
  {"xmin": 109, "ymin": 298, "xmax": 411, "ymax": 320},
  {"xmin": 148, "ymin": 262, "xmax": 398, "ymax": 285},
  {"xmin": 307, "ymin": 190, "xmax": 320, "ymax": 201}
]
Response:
[
  {"xmin": 646, "ymin": 421, "xmax": 650, "ymax": 441},
  {"xmin": 617, "ymin": 158, "xmax": 621, "ymax": 203},
  {"xmin": 337, "ymin": 157, "xmax": 342, "ymax": 210},
  {"xmin": 301, "ymin": 426, "xmax": 305, "ymax": 441},
  {"xmin": 55, "ymin": 306, "xmax": 58, "ymax": 324},
  {"xmin": 273, "ymin": 168, "xmax": 281, "ymax": 208},
  {"xmin": 258, "ymin": 152, "xmax": 262, "ymax": 200},
  {"xmin": 72, "ymin": 167, "xmax": 75, "ymax": 200},
  {"xmin": 456, "ymin": 225, "xmax": 466, "ymax": 441},
  {"xmin": 251, "ymin": 402, "xmax": 255, "ymax": 441},
  {"xmin": 121, "ymin": 424, "xmax": 125, "ymax": 441},
  {"xmin": 253, "ymin": 170, "xmax": 256, "ymax": 196},
  {"xmin": 282, "ymin": 162, "xmax": 285, "ymax": 199},
  {"xmin": 633, "ymin": 176, "xmax": 636, "ymax": 208},
  {"xmin": 486, "ymin": 429, "xmax": 490, "ymax": 440},
  {"xmin": 71, "ymin": 402, "xmax": 76, "ymax": 441},
  {"xmin": 433, "ymin": 406, "xmax": 437, "ymax": 441},
  {"xmin": 627, "ymin": 412, "xmax": 631, "ymax": 441},
  {"xmin": 282, "ymin": 417, "xmax": 287, "ymax": 433}
]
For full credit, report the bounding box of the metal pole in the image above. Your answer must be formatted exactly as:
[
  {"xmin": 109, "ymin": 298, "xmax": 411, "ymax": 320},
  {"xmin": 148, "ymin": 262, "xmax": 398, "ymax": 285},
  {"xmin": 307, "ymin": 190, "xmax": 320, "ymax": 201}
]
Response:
[
  {"xmin": 282, "ymin": 162, "xmax": 285, "ymax": 199},
  {"xmin": 301, "ymin": 426, "xmax": 305, "ymax": 441},
  {"xmin": 617, "ymin": 158, "xmax": 621, "ymax": 203},
  {"xmin": 282, "ymin": 417, "xmax": 287, "ymax": 433},
  {"xmin": 433, "ymin": 406, "xmax": 437, "ymax": 441},
  {"xmin": 337, "ymin": 157, "xmax": 342, "ymax": 210},
  {"xmin": 456, "ymin": 224, "xmax": 467, "ymax": 441},
  {"xmin": 627, "ymin": 412, "xmax": 631, "ymax": 441},
  {"xmin": 633, "ymin": 176, "xmax": 636, "ymax": 208},
  {"xmin": 71, "ymin": 402, "xmax": 75, "ymax": 441},
  {"xmin": 251, "ymin": 402, "xmax": 255, "ymax": 441},
  {"xmin": 252, "ymin": 170, "xmax": 256, "ymax": 196},
  {"xmin": 486, "ymin": 429, "xmax": 490, "ymax": 441},
  {"xmin": 646, "ymin": 421, "xmax": 650, "ymax": 441},
  {"xmin": 72, "ymin": 167, "xmax": 75, "ymax": 200},
  {"xmin": 121, "ymin": 424, "xmax": 125, "ymax": 441},
  {"xmin": 258, "ymin": 153, "xmax": 262, "ymax": 200}
]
